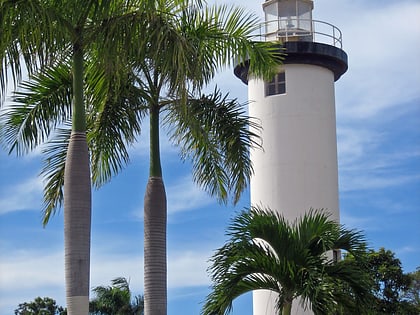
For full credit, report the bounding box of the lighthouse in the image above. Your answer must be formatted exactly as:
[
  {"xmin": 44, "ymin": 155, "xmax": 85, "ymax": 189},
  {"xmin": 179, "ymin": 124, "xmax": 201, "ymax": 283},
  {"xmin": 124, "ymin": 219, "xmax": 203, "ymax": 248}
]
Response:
[{"xmin": 234, "ymin": 0, "xmax": 348, "ymax": 314}]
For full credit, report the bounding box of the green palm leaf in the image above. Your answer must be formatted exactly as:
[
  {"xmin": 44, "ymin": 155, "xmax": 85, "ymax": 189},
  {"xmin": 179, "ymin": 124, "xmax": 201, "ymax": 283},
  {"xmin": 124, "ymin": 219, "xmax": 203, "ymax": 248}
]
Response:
[
  {"xmin": 85, "ymin": 61, "xmax": 148, "ymax": 187},
  {"xmin": 203, "ymin": 206, "xmax": 372, "ymax": 315},
  {"xmin": 166, "ymin": 88, "xmax": 261, "ymax": 204},
  {"xmin": 41, "ymin": 126, "xmax": 71, "ymax": 225},
  {"xmin": 1, "ymin": 60, "xmax": 72, "ymax": 155}
]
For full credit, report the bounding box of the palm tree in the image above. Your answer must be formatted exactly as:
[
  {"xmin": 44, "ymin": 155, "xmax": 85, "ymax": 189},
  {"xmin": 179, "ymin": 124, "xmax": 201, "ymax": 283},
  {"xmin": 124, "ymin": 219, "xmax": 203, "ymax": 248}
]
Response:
[
  {"xmin": 1, "ymin": 1, "xmax": 281, "ymax": 315},
  {"xmin": 202, "ymin": 206, "xmax": 372, "ymax": 315},
  {"xmin": 119, "ymin": 5, "xmax": 280, "ymax": 314},
  {"xmin": 0, "ymin": 1, "xmax": 152, "ymax": 314},
  {"xmin": 90, "ymin": 277, "xmax": 144, "ymax": 315}
]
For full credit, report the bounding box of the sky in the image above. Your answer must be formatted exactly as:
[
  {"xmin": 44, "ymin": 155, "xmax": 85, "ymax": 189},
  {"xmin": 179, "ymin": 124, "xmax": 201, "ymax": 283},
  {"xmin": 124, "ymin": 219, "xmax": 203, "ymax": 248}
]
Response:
[{"xmin": 0, "ymin": 0, "xmax": 419, "ymax": 314}]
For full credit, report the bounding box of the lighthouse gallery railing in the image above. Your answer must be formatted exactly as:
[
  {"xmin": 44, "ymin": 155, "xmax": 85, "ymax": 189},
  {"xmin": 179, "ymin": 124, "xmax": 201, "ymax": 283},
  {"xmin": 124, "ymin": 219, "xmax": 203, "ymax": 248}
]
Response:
[{"xmin": 254, "ymin": 18, "xmax": 343, "ymax": 49}]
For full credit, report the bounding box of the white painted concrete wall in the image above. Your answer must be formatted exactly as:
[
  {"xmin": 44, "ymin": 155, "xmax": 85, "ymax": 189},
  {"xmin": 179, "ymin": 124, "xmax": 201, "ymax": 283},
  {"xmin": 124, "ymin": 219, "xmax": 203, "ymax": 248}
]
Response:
[{"xmin": 249, "ymin": 63, "xmax": 340, "ymax": 315}]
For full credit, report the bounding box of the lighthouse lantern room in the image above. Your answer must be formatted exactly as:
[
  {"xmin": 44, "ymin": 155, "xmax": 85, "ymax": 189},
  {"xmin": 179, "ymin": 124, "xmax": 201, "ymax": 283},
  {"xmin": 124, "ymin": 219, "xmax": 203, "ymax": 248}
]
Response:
[{"xmin": 263, "ymin": 0, "xmax": 313, "ymax": 41}]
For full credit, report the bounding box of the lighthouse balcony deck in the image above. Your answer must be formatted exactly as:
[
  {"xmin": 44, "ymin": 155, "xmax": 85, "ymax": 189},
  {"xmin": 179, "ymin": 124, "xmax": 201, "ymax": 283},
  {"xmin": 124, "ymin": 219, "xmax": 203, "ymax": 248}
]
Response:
[{"xmin": 234, "ymin": 18, "xmax": 348, "ymax": 84}]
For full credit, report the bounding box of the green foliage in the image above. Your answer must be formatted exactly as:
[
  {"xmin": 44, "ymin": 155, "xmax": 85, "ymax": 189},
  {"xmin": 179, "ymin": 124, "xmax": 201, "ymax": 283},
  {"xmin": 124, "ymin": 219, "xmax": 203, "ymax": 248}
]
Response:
[
  {"xmin": 0, "ymin": 0, "xmax": 282, "ymax": 223},
  {"xmin": 402, "ymin": 267, "xmax": 420, "ymax": 313},
  {"xmin": 166, "ymin": 89, "xmax": 262, "ymax": 204},
  {"xmin": 89, "ymin": 277, "xmax": 144, "ymax": 315},
  {"xmin": 344, "ymin": 248, "xmax": 419, "ymax": 315},
  {"xmin": 14, "ymin": 277, "xmax": 144, "ymax": 315},
  {"xmin": 202, "ymin": 207, "xmax": 371, "ymax": 315},
  {"xmin": 367, "ymin": 248, "xmax": 411, "ymax": 313},
  {"xmin": 14, "ymin": 297, "xmax": 66, "ymax": 315}
]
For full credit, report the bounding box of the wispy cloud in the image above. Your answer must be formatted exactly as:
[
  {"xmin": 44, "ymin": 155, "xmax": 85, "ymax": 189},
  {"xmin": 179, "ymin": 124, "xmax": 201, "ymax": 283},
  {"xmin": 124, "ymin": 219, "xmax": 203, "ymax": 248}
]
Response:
[
  {"xmin": 340, "ymin": 212, "xmax": 376, "ymax": 232},
  {"xmin": 132, "ymin": 174, "xmax": 214, "ymax": 221},
  {"xmin": 166, "ymin": 177, "xmax": 214, "ymax": 215},
  {"xmin": 333, "ymin": 2, "xmax": 420, "ymax": 120},
  {"xmin": 395, "ymin": 246, "xmax": 419, "ymax": 256},
  {"xmin": 168, "ymin": 250, "xmax": 211, "ymax": 288},
  {"xmin": 0, "ymin": 175, "xmax": 43, "ymax": 215},
  {"xmin": 340, "ymin": 172, "xmax": 419, "ymax": 192},
  {"xmin": 0, "ymin": 244, "xmax": 215, "ymax": 314},
  {"xmin": 338, "ymin": 135, "xmax": 420, "ymax": 193},
  {"xmin": 0, "ymin": 250, "xmax": 63, "ymax": 290},
  {"xmin": 337, "ymin": 127, "xmax": 383, "ymax": 167}
]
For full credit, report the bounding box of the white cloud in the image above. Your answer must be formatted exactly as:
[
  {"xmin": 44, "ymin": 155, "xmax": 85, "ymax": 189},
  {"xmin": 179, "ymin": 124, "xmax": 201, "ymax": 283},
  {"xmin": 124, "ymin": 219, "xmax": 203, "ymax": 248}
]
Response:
[
  {"xmin": 332, "ymin": 1, "xmax": 420, "ymax": 120},
  {"xmin": 340, "ymin": 173, "xmax": 419, "ymax": 192},
  {"xmin": 168, "ymin": 250, "xmax": 211, "ymax": 288},
  {"xmin": 339, "ymin": 212, "xmax": 379, "ymax": 234},
  {"xmin": 0, "ymin": 250, "xmax": 63, "ymax": 290},
  {"xmin": 0, "ymin": 243, "xmax": 215, "ymax": 314},
  {"xmin": 338, "ymin": 123, "xmax": 419, "ymax": 193},
  {"xmin": 395, "ymin": 246, "xmax": 419, "ymax": 255},
  {"xmin": 166, "ymin": 176, "xmax": 214, "ymax": 215},
  {"xmin": 337, "ymin": 127, "xmax": 383, "ymax": 167},
  {"xmin": 0, "ymin": 175, "xmax": 43, "ymax": 214},
  {"xmin": 0, "ymin": 249, "xmax": 65, "ymax": 314}
]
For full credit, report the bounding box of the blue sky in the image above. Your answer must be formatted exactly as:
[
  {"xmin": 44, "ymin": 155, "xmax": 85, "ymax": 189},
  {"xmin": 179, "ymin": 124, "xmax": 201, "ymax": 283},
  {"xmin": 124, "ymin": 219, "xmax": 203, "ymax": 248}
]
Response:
[{"xmin": 1, "ymin": 0, "xmax": 419, "ymax": 314}]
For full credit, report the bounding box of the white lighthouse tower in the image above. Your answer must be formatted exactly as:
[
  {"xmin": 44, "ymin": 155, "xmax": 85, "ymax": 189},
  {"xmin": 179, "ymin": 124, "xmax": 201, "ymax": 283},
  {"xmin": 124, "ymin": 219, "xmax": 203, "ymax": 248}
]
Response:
[{"xmin": 234, "ymin": 0, "xmax": 348, "ymax": 314}]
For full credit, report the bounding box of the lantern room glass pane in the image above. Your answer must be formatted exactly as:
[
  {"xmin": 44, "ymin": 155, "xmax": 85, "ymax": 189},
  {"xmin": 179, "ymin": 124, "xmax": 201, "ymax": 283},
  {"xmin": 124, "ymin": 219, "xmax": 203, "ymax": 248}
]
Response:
[
  {"xmin": 265, "ymin": 2, "xmax": 279, "ymax": 34},
  {"xmin": 297, "ymin": 1, "xmax": 312, "ymax": 31},
  {"xmin": 277, "ymin": 1, "xmax": 297, "ymax": 19}
]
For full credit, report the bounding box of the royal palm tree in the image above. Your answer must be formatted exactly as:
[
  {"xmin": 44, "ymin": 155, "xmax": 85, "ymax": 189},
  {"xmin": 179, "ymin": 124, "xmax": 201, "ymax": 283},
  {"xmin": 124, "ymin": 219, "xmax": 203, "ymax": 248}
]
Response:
[
  {"xmin": 202, "ymin": 206, "xmax": 372, "ymax": 315},
  {"xmin": 1, "ymin": 1, "xmax": 281, "ymax": 315},
  {"xmin": 90, "ymin": 277, "xmax": 144, "ymax": 315},
  {"xmin": 108, "ymin": 4, "xmax": 280, "ymax": 314},
  {"xmin": 0, "ymin": 1, "xmax": 152, "ymax": 314}
]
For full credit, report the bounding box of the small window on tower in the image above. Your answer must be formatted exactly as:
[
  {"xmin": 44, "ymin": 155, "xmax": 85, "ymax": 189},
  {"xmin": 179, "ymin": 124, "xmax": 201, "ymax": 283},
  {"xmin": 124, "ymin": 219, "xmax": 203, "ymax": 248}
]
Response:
[{"xmin": 265, "ymin": 71, "xmax": 286, "ymax": 97}]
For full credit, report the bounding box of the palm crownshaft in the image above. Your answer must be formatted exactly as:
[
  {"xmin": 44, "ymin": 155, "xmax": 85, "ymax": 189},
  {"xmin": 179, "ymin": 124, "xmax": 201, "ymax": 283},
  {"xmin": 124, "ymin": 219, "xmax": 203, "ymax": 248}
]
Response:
[{"xmin": 72, "ymin": 43, "xmax": 86, "ymax": 132}]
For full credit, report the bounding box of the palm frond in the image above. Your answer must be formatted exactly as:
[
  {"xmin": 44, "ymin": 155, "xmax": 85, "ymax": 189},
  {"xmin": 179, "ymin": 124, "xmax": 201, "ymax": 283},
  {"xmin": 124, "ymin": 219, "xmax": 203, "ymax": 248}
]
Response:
[
  {"xmin": 85, "ymin": 61, "xmax": 148, "ymax": 188},
  {"xmin": 0, "ymin": 60, "xmax": 72, "ymax": 155},
  {"xmin": 204, "ymin": 240, "xmax": 282, "ymax": 315},
  {"xmin": 166, "ymin": 88, "xmax": 261, "ymax": 204},
  {"xmin": 85, "ymin": 1, "xmax": 149, "ymax": 80},
  {"xmin": 91, "ymin": 277, "xmax": 140, "ymax": 315},
  {"xmin": 201, "ymin": 4, "xmax": 283, "ymax": 81},
  {"xmin": 40, "ymin": 126, "xmax": 71, "ymax": 226},
  {"xmin": 0, "ymin": 0, "xmax": 71, "ymax": 101},
  {"xmin": 203, "ymin": 206, "xmax": 371, "ymax": 315}
]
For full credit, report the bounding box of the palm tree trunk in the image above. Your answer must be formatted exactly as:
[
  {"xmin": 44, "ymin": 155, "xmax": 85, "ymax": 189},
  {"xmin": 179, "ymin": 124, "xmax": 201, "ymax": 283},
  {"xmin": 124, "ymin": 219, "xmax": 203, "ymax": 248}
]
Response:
[
  {"xmin": 144, "ymin": 104, "xmax": 167, "ymax": 315},
  {"xmin": 64, "ymin": 43, "xmax": 91, "ymax": 315},
  {"xmin": 279, "ymin": 293, "xmax": 294, "ymax": 315},
  {"xmin": 282, "ymin": 300, "xmax": 292, "ymax": 315},
  {"xmin": 144, "ymin": 177, "xmax": 167, "ymax": 315}
]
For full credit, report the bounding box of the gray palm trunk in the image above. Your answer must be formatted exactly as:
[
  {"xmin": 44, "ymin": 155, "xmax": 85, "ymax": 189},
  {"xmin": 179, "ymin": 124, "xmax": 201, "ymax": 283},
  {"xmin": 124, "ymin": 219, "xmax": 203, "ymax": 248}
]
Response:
[
  {"xmin": 64, "ymin": 44, "xmax": 91, "ymax": 315},
  {"xmin": 64, "ymin": 132, "xmax": 91, "ymax": 315},
  {"xmin": 144, "ymin": 177, "xmax": 167, "ymax": 315},
  {"xmin": 144, "ymin": 104, "xmax": 167, "ymax": 315}
]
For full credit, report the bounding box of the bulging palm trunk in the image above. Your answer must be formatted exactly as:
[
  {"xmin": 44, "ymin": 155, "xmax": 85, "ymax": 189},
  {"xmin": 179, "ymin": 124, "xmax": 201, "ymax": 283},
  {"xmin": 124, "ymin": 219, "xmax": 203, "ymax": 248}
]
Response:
[
  {"xmin": 144, "ymin": 176, "xmax": 167, "ymax": 315},
  {"xmin": 64, "ymin": 131, "xmax": 91, "ymax": 315}
]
